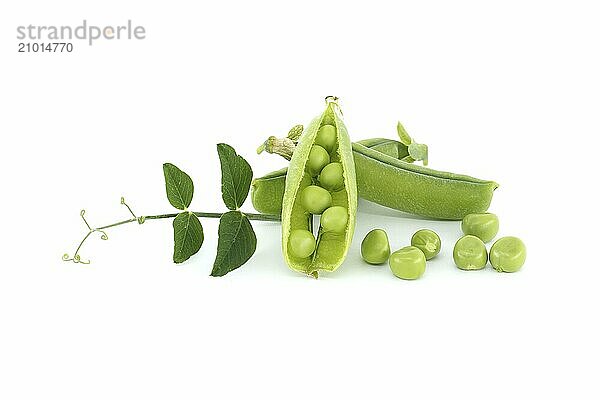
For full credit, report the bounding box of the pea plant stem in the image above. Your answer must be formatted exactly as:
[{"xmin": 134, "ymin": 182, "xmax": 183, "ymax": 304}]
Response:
[
  {"xmin": 146, "ymin": 211, "xmax": 281, "ymax": 222},
  {"xmin": 98, "ymin": 211, "xmax": 280, "ymax": 231},
  {"xmin": 63, "ymin": 209, "xmax": 280, "ymax": 264}
]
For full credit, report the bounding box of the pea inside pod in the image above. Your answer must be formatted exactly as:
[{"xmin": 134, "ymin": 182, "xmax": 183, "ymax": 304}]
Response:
[
  {"xmin": 288, "ymin": 229, "xmax": 316, "ymax": 259},
  {"xmin": 315, "ymin": 124, "xmax": 337, "ymax": 153},
  {"xmin": 306, "ymin": 145, "xmax": 330, "ymax": 176},
  {"xmin": 300, "ymin": 185, "xmax": 332, "ymax": 214},
  {"xmin": 320, "ymin": 206, "xmax": 348, "ymax": 233},
  {"xmin": 281, "ymin": 98, "xmax": 357, "ymax": 277},
  {"xmin": 319, "ymin": 162, "xmax": 344, "ymax": 191}
]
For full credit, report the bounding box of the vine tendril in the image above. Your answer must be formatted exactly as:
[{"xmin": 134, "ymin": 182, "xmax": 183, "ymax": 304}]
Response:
[
  {"xmin": 63, "ymin": 197, "xmax": 279, "ymax": 264},
  {"xmin": 121, "ymin": 197, "xmax": 137, "ymax": 219},
  {"xmin": 63, "ymin": 197, "xmax": 137, "ymax": 264},
  {"xmin": 80, "ymin": 209, "xmax": 92, "ymax": 230}
]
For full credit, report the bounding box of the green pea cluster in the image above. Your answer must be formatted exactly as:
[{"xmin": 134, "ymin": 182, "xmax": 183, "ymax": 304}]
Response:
[
  {"xmin": 359, "ymin": 213, "xmax": 526, "ymax": 280},
  {"xmin": 360, "ymin": 228, "xmax": 441, "ymax": 280},
  {"xmin": 454, "ymin": 213, "xmax": 526, "ymax": 272},
  {"xmin": 287, "ymin": 123, "xmax": 349, "ymax": 259}
]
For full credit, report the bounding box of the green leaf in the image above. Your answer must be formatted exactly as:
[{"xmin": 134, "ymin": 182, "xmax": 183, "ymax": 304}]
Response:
[
  {"xmin": 217, "ymin": 144, "xmax": 253, "ymax": 210},
  {"xmin": 172, "ymin": 212, "xmax": 204, "ymax": 263},
  {"xmin": 210, "ymin": 211, "xmax": 257, "ymax": 277},
  {"xmin": 163, "ymin": 163, "xmax": 194, "ymax": 210},
  {"xmin": 396, "ymin": 121, "xmax": 413, "ymax": 146}
]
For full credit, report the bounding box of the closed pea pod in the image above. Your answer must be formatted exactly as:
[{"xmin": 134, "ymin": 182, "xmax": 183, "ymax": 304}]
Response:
[
  {"xmin": 281, "ymin": 98, "xmax": 357, "ymax": 276},
  {"xmin": 353, "ymin": 143, "xmax": 498, "ymax": 220},
  {"xmin": 251, "ymin": 167, "xmax": 288, "ymax": 215}
]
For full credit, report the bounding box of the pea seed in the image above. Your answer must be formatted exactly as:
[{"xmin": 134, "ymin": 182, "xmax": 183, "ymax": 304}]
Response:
[
  {"xmin": 411, "ymin": 229, "xmax": 441, "ymax": 260},
  {"xmin": 300, "ymin": 185, "xmax": 332, "ymax": 214},
  {"xmin": 288, "ymin": 229, "xmax": 316, "ymax": 259},
  {"xmin": 361, "ymin": 229, "xmax": 390, "ymax": 265},
  {"xmin": 461, "ymin": 213, "xmax": 499, "ymax": 243},
  {"xmin": 389, "ymin": 246, "xmax": 426, "ymax": 280},
  {"xmin": 319, "ymin": 162, "xmax": 344, "ymax": 191},
  {"xmin": 315, "ymin": 124, "xmax": 337, "ymax": 153},
  {"xmin": 453, "ymin": 235, "xmax": 488, "ymax": 270},
  {"xmin": 489, "ymin": 236, "xmax": 526, "ymax": 272},
  {"xmin": 320, "ymin": 206, "xmax": 348, "ymax": 233},
  {"xmin": 306, "ymin": 145, "xmax": 330, "ymax": 176}
]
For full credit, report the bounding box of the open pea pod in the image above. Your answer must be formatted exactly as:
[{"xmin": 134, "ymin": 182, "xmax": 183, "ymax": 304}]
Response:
[{"xmin": 281, "ymin": 99, "xmax": 357, "ymax": 277}]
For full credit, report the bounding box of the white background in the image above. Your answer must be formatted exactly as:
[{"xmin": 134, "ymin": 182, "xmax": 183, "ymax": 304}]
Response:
[{"xmin": 1, "ymin": 1, "xmax": 599, "ymax": 399}]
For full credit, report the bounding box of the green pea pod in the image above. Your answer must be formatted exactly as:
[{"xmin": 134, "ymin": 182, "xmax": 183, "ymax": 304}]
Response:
[
  {"xmin": 251, "ymin": 138, "xmax": 415, "ymax": 215},
  {"xmin": 250, "ymin": 167, "xmax": 288, "ymax": 215},
  {"xmin": 253, "ymin": 138, "xmax": 498, "ymax": 220},
  {"xmin": 353, "ymin": 142, "xmax": 498, "ymax": 220},
  {"xmin": 281, "ymin": 100, "xmax": 357, "ymax": 277}
]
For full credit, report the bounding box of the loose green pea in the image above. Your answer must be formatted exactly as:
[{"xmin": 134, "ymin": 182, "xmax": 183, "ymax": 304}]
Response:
[
  {"xmin": 306, "ymin": 145, "xmax": 330, "ymax": 176},
  {"xmin": 453, "ymin": 235, "xmax": 488, "ymax": 270},
  {"xmin": 319, "ymin": 162, "xmax": 344, "ymax": 191},
  {"xmin": 288, "ymin": 229, "xmax": 317, "ymax": 259},
  {"xmin": 315, "ymin": 124, "xmax": 337, "ymax": 153},
  {"xmin": 461, "ymin": 213, "xmax": 499, "ymax": 243},
  {"xmin": 411, "ymin": 229, "xmax": 441, "ymax": 260},
  {"xmin": 490, "ymin": 236, "xmax": 526, "ymax": 272},
  {"xmin": 300, "ymin": 185, "xmax": 332, "ymax": 214},
  {"xmin": 361, "ymin": 229, "xmax": 390, "ymax": 265},
  {"xmin": 389, "ymin": 246, "xmax": 426, "ymax": 280},
  {"xmin": 320, "ymin": 206, "xmax": 348, "ymax": 233}
]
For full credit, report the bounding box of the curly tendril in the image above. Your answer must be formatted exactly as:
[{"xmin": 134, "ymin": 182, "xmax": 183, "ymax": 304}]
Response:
[
  {"xmin": 63, "ymin": 197, "xmax": 139, "ymax": 264},
  {"xmin": 121, "ymin": 197, "xmax": 137, "ymax": 219}
]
